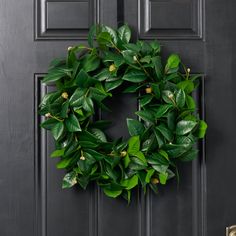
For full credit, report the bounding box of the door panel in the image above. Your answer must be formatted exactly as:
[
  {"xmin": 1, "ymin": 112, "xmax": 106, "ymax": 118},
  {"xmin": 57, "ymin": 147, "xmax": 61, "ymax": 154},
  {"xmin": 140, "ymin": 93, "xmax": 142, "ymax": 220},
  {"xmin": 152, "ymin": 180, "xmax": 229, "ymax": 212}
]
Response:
[{"xmin": 0, "ymin": 0, "xmax": 236, "ymax": 236}]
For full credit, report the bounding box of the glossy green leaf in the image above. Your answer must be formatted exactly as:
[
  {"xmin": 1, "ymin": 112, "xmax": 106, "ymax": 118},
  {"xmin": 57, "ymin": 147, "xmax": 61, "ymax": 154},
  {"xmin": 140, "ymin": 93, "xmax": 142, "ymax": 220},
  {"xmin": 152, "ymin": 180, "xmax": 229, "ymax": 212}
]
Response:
[
  {"xmin": 42, "ymin": 67, "xmax": 72, "ymax": 84},
  {"xmin": 50, "ymin": 149, "xmax": 65, "ymax": 158},
  {"xmin": 97, "ymin": 31, "xmax": 112, "ymax": 46},
  {"xmin": 83, "ymin": 54, "xmax": 100, "ymax": 73},
  {"xmin": 145, "ymin": 169, "xmax": 155, "ymax": 183},
  {"xmin": 60, "ymin": 101, "xmax": 69, "ymax": 118},
  {"xmin": 152, "ymin": 56, "xmax": 163, "ymax": 80},
  {"xmin": 88, "ymin": 24, "xmax": 97, "ymax": 47},
  {"xmin": 77, "ymin": 176, "xmax": 90, "ymax": 189},
  {"xmin": 156, "ymin": 124, "xmax": 173, "ymax": 142},
  {"xmin": 134, "ymin": 151, "xmax": 147, "ymax": 164},
  {"xmin": 140, "ymin": 94, "xmax": 153, "ymax": 107},
  {"xmin": 150, "ymin": 40, "xmax": 161, "ymax": 53},
  {"xmin": 176, "ymin": 89, "xmax": 185, "ymax": 108},
  {"xmin": 123, "ymin": 153, "xmax": 131, "ymax": 168},
  {"xmin": 75, "ymin": 69, "xmax": 96, "ymax": 87},
  {"xmin": 135, "ymin": 110, "xmax": 155, "ymax": 123},
  {"xmin": 103, "ymin": 26, "xmax": 118, "ymax": 44},
  {"xmin": 176, "ymin": 120, "xmax": 198, "ymax": 135},
  {"xmin": 167, "ymin": 111, "xmax": 176, "ymax": 131},
  {"xmin": 159, "ymin": 172, "xmax": 168, "ymax": 185},
  {"xmin": 69, "ymin": 88, "xmax": 86, "ymax": 107},
  {"xmin": 85, "ymin": 149, "xmax": 106, "ymax": 161},
  {"xmin": 196, "ymin": 120, "xmax": 208, "ymax": 138},
  {"xmin": 186, "ymin": 95, "xmax": 196, "ymax": 110},
  {"xmin": 103, "ymin": 188, "xmax": 123, "ymax": 198},
  {"xmin": 121, "ymin": 50, "xmax": 137, "ymax": 64},
  {"xmin": 83, "ymin": 97, "xmax": 94, "ymax": 113},
  {"xmin": 177, "ymin": 80, "xmax": 194, "ymax": 94},
  {"xmin": 123, "ymin": 84, "xmax": 143, "ymax": 93},
  {"xmin": 165, "ymin": 54, "xmax": 181, "ymax": 74},
  {"xmin": 179, "ymin": 148, "xmax": 199, "ymax": 162},
  {"xmin": 155, "ymin": 104, "xmax": 173, "ymax": 118},
  {"xmin": 56, "ymin": 157, "xmax": 72, "ymax": 169},
  {"xmin": 153, "ymin": 129, "xmax": 164, "ymax": 148},
  {"xmin": 150, "ymin": 83, "xmax": 161, "ymax": 98},
  {"xmin": 162, "ymin": 90, "xmax": 175, "ymax": 104},
  {"xmin": 51, "ymin": 122, "xmax": 64, "ymax": 140},
  {"xmin": 65, "ymin": 114, "xmax": 81, "ymax": 132},
  {"xmin": 117, "ymin": 24, "xmax": 131, "ymax": 43},
  {"xmin": 127, "ymin": 118, "xmax": 145, "ymax": 136},
  {"xmin": 62, "ymin": 171, "xmax": 77, "ymax": 188},
  {"xmin": 128, "ymin": 136, "xmax": 140, "ymax": 154},
  {"xmin": 105, "ymin": 79, "xmax": 123, "ymax": 91},
  {"xmin": 121, "ymin": 175, "xmax": 139, "ymax": 190},
  {"xmin": 90, "ymin": 128, "xmax": 107, "ymax": 142},
  {"xmin": 89, "ymin": 87, "xmax": 108, "ymax": 102},
  {"xmin": 40, "ymin": 118, "xmax": 58, "ymax": 130},
  {"xmin": 122, "ymin": 70, "xmax": 146, "ymax": 83}
]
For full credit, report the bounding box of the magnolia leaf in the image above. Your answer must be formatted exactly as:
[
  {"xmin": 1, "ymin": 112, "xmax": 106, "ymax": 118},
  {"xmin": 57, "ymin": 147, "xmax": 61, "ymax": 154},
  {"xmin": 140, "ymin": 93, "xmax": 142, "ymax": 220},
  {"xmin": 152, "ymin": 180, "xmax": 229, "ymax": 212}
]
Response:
[
  {"xmin": 51, "ymin": 122, "xmax": 64, "ymax": 140},
  {"xmin": 152, "ymin": 56, "xmax": 163, "ymax": 80},
  {"xmin": 196, "ymin": 120, "xmax": 208, "ymax": 138},
  {"xmin": 62, "ymin": 171, "xmax": 77, "ymax": 189},
  {"xmin": 177, "ymin": 80, "xmax": 194, "ymax": 94},
  {"xmin": 179, "ymin": 148, "xmax": 199, "ymax": 162},
  {"xmin": 83, "ymin": 97, "xmax": 94, "ymax": 112},
  {"xmin": 123, "ymin": 153, "xmax": 131, "ymax": 168},
  {"xmin": 135, "ymin": 110, "xmax": 155, "ymax": 123},
  {"xmin": 121, "ymin": 50, "xmax": 137, "ymax": 64},
  {"xmin": 155, "ymin": 104, "xmax": 173, "ymax": 118},
  {"xmin": 186, "ymin": 95, "xmax": 196, "ymax": 110},
  {"xmin": 127, "ymin": 118, "xmax": 145, "ymax": 136},
  {"xmin": 89, "ymin": 87, "xmax": 108, "ymax": 102},
  {"xmin": 65, "ymin": 114, "xmax": 81, "ymax": 132},
  {"xmin": 103, "ymin": 26, "xmax": 118, "ymax": 44},
  {"xmin": 77, "ymin": 176, "xmax": 90, "ymax": 189},
  {"xmin": 153, "ymin": 129, "xmax": 164, "ymax": 148},
  {"xmin": 156, "ymin": 124, "xmax": 173, "ymax": 142},
  {"xmin": 176, "ymin": 120, "xmax": 198, "ymax": 135},
  {"xmin": 123, "ymin": 84, "xmax": 143, "ymax": 93},
  {"xmin": 159, "ymin": 172, "xmax": 168, "ymax": 185},
  {"xmin": 128, "ymin": 136, "xmax": 140, "ymax": 154},
  {"xmin": 75, "ymin": 69, "xmax": 96, "ymax": 87},
  {"xmin": 97, "ymin": 31, "xmax": 112, "ymax": 46},
  {"xmin": 176, "ymin": 89, "xmax": 186, "ymax": 108},
  {"xmin": 42, "ymin": 67, "xmax": 72, "ymax": 84},
  {"xmin": 165, "ymin": 54, "xmax": 181, "ymax": 74},
  {"xmin": 56, "ymin": 158, "xmax": 72, "ymax": 169},
  {"xmin": 50, "ymin": 149, "xmax": 65, "ymax": 158},
  {"xmin": 118, "ymin": 24, "xmax": 131, "ymax": 43},
  {"xmin": 122, "ymin": 70, "xmax": 146, "ymax": 83},
  {"xmin": 103, "ymin": 189, "xmax": 123, "ymax": 198},
  {"xmin": 151, "ymin": 83, "xmax": 161, "ymax": 98},
  {"xmin": 105, "ymin": 79, "xmax": 123, "ymax": 92},
  {"xmin": 145, "ymin": 169, "xmax": 155, "ymax": 183},
  {"xmin": 69, "ymin": 88, "xmax": 86, "ymax": 107},
  {"xmin": 134, "ymin": 151, "xmax": 147, "ymax": 164},
  {"xmin": 162, "ymin": 90, "xmax": 175, "ymax": 104},
  {"xmin": 90, "ymin": 128, "xmax": 107, "ymax": 142},
  {"xmin": 167, "ymin": 111, "xmax": 176, "ymax": 131},
  {"xmin": 121, "ymin": 175, "xmax": 139, "ymax": 190},
  {"xmin": 140, "ymin": 94, "xmax": 153, "ymax": 107},
  {"xmin": 150, "ymin": 40, "xmax": 161, "ymax": 53}
]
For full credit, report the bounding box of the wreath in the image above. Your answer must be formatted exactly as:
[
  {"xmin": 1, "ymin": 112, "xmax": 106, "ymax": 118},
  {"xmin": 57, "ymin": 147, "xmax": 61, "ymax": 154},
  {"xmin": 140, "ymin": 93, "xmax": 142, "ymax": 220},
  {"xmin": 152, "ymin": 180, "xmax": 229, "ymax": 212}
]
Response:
[{"xmin": 39, "ymin": 24, "xmax": 207, "ymax": 203}]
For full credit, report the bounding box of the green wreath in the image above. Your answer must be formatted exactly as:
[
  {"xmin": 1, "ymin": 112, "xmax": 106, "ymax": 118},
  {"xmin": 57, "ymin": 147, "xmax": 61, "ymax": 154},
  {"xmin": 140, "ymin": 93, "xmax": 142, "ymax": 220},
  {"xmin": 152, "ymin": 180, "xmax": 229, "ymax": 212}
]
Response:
[{"xmin": 39, "ymin": 24, "xmax": 207, "ymax": 203}]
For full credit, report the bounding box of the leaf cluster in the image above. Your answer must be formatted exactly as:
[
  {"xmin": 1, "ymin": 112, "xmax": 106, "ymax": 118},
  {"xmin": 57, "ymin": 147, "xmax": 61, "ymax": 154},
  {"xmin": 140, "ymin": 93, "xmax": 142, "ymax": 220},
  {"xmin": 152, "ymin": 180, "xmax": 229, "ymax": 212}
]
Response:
[{"xmin": 39, "ymin": 24, "xmax": 207, "ymax": 203}]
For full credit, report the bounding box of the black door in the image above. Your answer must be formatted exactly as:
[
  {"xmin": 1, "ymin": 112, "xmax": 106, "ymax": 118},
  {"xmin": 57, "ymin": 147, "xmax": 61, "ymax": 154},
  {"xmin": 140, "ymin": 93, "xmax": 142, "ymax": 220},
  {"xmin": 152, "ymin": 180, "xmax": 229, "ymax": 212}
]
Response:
[{"xmin": 0, "ymin": 0, "xmax": 235, "ymax": 236}]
